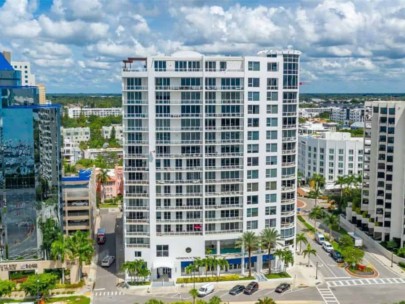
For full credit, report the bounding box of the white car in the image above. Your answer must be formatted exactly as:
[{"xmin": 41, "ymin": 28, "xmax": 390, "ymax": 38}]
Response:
[
  {"xmin": 101, "ymin": 255, "xmax": 115, "ymax": 267},
  {"xmin": 322, "ymin": 241, "xmax": 333, "ymax": 253}
]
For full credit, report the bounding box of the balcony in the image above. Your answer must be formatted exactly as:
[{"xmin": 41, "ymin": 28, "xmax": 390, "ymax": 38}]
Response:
[
  {"xmin": 156, "ymin": 231, "xmax": 203, "ymax": 236},
  {"xmin": 205, "ymin": 178, "xmax": 243, "ymax": 184},
  {"xmin": 124, "ymin": 86, "xmax": 148, "ymax": 91},
  {"xmin": 206, "ymin": 229, "xmax": 242, "ymax": 234},
  {"xmin": 156, "ymin": 205, "xmax": 202, "ymax": 210},
  {"xmin": 283, "ymin": 125, "xmax": 297, "ymax": 129},
  {"xmin": 205, "ymin": 216, "xmax": 243, "ymax": 222},
  {"xmin": 124, "ymin": 113, "xmax": 148, "ymax": 118},
  {"xmin": 282, "ymin": 137, "xmax": 296, "ymax": 142},
  {"xmin": 282, "ymin": 149, "xmax": 296, "ymax": 154},
  {"xmin": 156, "ymin": 218, "xmax": 202, "ymax": 223},
  {"xmin": 205, "ymin": 203, "xmax": 243, "ymax": 209},
  {"xmin": 282, "ymin": 162, "xmax": 295, "ymax": 167},
  {"xmin": 156, "ymin": 193, "xmax": 203, "ymax": 198},
  {"xmin": 126, "ymin": 218, "xmax": 149, "ymax": 223},
  {"xmin": 155, "ymin": 85, "xmax": 203, "ymax": 91},
  {"xmin": 281, "ymin": 199, "xmax": 295, "ymax": 204}
]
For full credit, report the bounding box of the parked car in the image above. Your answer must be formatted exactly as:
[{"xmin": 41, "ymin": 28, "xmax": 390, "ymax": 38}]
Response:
[
  {"xmin": 101, "ymin": 255, "xmax": 115, "ymax": 267},
  {"xmin": 229, "ymin": 285, "xmax": 245, "ymax": 295},
  {"xmin": 198, "ymin": 283, "xmax": 214, "ymax": 297},
  {"xmin": 275, "ymin": 283, "xmax": 291, "ymax": 293},
  {"xmin": 322, "ymin": 241, "xmax": 333, "ymax": 253},
  {"xmin": 330, "ymin": 250, "xmax": 344, "ymax": 263},
  {"xmin": 244, "ymin": 282, "xmax": 259, "ymax": 295},
  {"xmin": 315, "ymin": 232, "xmax": 325, "ymax": 245}
]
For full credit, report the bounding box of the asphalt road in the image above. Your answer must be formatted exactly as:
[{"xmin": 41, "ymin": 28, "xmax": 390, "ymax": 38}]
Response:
[
  {"xmin": 94, "ymin": 211, "xmax": 120, "ymax": 294},
  {"xmin": 93, "ymin": 285, "xmax": 323, "ymax": 304}
]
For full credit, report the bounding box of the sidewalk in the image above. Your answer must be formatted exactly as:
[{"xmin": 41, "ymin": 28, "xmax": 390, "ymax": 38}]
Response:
[
  {"xmin": 288, "ymin": 251, "xmax": 323, "ymax": 288},
  {"xmin": 368, "ymin": 251, "xmax": 405, "ymax": 277}
]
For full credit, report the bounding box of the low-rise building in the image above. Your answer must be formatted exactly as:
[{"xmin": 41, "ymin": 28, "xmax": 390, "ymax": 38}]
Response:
[
  {"xmin": 102, "ymin": 125, "xmax": 123, "ymax": 144},
  {"xmin": 331, "ymin": 107, "xmax": 364, "ymax": 126},
  {"xmin": 96, "ymin": 166, "xmax": 123, "ymax": 202},
  {"xmin": 67, "ymin": 107, "xmax": 122, "ymax": 118},
  {"xmin": 62, "ymin": 140, "xmax": 83, "ymax": 165},
  {"xmin": 84, "ymin": 147, "xmax": 123, "ymax": 160},
  {"xmin": 299, "ymin": 107, "xmax": 334, "ymax": 118},
  {"xmin": 298, "ymin": 131, "xmax": 364, "ymax": 188},
  {"xmin": 62, "ymin": 169, "xmax": 97, "ymax": 236},
  {"xmin": 62, "ymin": 127, "xmax": 91, "ymax": 143},
  {"xmin": 299, "ymin": 121, "xmax": 334, "ymax": 135}
]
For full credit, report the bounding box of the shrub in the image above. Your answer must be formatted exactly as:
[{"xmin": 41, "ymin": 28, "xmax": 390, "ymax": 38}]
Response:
[
  {"xmin": 297, "ymin": 215, "xmax": 316, "ymax": 233},
  {"xmin": 399, "ymin": 262, "xmax": 405, "ymax": 269},
  {"xmin": 56, "ymin": 280, "xmax": 85, "ymax": 289},
  {"xmin": 177, "ymin": 274, "xmax": 241, "ymax": 284}
]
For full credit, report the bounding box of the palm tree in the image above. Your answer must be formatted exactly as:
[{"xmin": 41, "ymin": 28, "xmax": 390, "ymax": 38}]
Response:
[
  {"xmin": 210, "ymin": 256, "xmax": 218, "ymax": 277},
  {"xmin": 65, "ymin": 231, "xmax": 94, "ymax": 279},
  {"xmin": 193, "ymin": 257, "xmax": 203, "ymax": 277},
  {"xmin": 282, "ymin": 249, "xmax": 294, "ymax": 270},
  {"xmin": 335, "ymin": 175, "xmax": 347, "ymax": 210},
  {"xmin": 323, "ymin": 213, "xmax": 339, "ymax": 242},
  {"xmin": 273, "ymin": 249, "xmax": 285, "ymax": 272},
  {"xmin": 308, "ymin": 206, "xmax": 324, "ymax": 230},
  {"xmin": 260, "ymin": 228, "xmax": 283, "ymax": 274},
  {"xmin": 303, "ymin": 244, "xmax": 317, "ymax": 267},
  {"xmin": 308, "ymin": 187, "xmax": 322, "ymax": 207},
  {"xmin": 310, "ymin": 173, "xmax": 325, "ymax": 191},
  {"xmin": 185, "ymin": 263, "xmax": 198, "ymax": 289},
  {"xmin": 216, "ymin": 258, "xmax": 229, "ymax": 277},
  {"xmin": 121, "ymin": 259, "xmax": 145, "ymax": 283},
  {"xmin": 96, "ymin": 168, "xmax": 109, "ymax": 203},
  {"xmin": 209, "ymin": 296, "xmax": 222, "ymax": 304},
  {"xmin": 189, "ymin": 288, "xmax": 198, "ymax": 304},
  {"xmin": 50, "ymin": 233, "xmax": 69, "ymax": 284},
  {"xmin": 236, "ymin": 231, "xmax": 259, "ymax": 277},
  {"xmin": 296, "ymin": 233, "xmax": 308, "ymax": 254},
  {"xmin": 256, "ymin": 297, "xmax": 277, "ymax": 304}
]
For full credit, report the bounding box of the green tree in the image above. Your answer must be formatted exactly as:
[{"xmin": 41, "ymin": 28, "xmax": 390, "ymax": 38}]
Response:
[
  {"xmin": 310, "ymin": 173, "xmax": 325, "ymax": 190},
  {"xmin": 342, "ymin": 246, "xmax": 364, "ymax": 268},
  {"xmin": 308, "ymin": 187, "xmax": 322, "ymax": 207},
  {"xmin": 50, "ymin": 233, "xmax": 69, "ymax": 284},
  {"xmin": 189, "ymin": 288, "xmax": 199, "ymax": 304},
  {"xmin": 323, "ymin": 213, "xmax": 339, "ymax": 242},
  {"xmin": 308, "ymin": 206, "xmax": 324, "ymax": 230},
  {"xmin": 66, "ymin": 231, "xmax": 94, "ymax": 279},
  {"xmin": 209, "ymin": 296, "xmax": 222, "ymax": 304},
  {"xmin": 21, "ymin": 273, "xmax": 57, "ymax": 298},
  {"xmin": 38, "ymin": 218, "xmax": 61, "ymax": 260},
  {"xmin": 145, "ymin": 300, "xmax": 164, "ymax": 304},
  {"xmin": 397, "ymin": 247, "xmax": 405, "ymax": 257},
  {"xmin": 255, "ymin": 297, "xmax": 277, "ymax": 304},
  {"xmin": 216, "ymin": 258, "xmax": 229, "ymax": 277},
  {"xmin": 335, "ymin": 175, "xmax": 348, "ymax": 210},
  {"xmin": 121, "ymin": 259, "xmax": 149, "ymax": 283},
  {"xmin": 273, "ymin": 249, "xmax": 285, "ymax": 272},
  {"xmin": 97, "ymin": 169, "xmax": 109, "ymax": 203},
  {"xmin": 260, "ymin": 228, "xmax": 283, "ymax": 274},
  {"xmin": 236, "ymin": 231, "xmax": 259, "ymax": 277},
  {"xmin": 282, "ymin": 248, "xmax": 294, "ymax": 270},
  {"xmin": 185, "ymin": 263, "xmax": 198, "ymax": 289},
  {"xmin": 0, "ymin": 279, "xmax": 15, "ymax": 297},
  {"xmin": 386, "ymin": 240, "xmax": 398, "ymax": 267},
  {"xmin": 296, "ymin": 233, "xmax": 308, "ymax": 254},
  {"xmin": 338, "ymin": 235, "xmax": 354, "ymax": 249},
  {"xmin": 303, "ymin": 244, "xmax": 317, "ymax": 267}
]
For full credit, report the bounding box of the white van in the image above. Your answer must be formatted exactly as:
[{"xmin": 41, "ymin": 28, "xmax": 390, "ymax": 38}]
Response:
[
  {"xmin": 197, "ymin": 283, "xmax": 214, "ymax": 297},
  {"xmin": 315, "ymin": 232, "xmax": 325, "ymax": 245}
]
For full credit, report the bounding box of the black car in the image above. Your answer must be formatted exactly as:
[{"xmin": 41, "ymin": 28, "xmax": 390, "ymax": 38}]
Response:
[
  {"xmin": 229, "ymin": 285, "xmax": 245, "ymax": 295},
  {"xmin": 243, "ymin": 282, "xmax": 259, "ymax": 295},
  {"xmin": 330, "ymin": 250, "xmax": 344, "ymax": 263},
  {"xmin": 275, "ymin": 283, "xmax": 291, "ymax": 293}
]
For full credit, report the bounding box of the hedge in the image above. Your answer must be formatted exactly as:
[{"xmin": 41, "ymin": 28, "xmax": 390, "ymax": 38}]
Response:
[
  {"xmin": 177, "ymin": 274, "xmax": 244, "ymax": 283},
  {"xmin": 297, "ymin": 215, "xmax": 316, "ymax": 232}
]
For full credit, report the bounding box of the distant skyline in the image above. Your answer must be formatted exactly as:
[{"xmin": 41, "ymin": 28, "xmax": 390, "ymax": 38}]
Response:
[{"xmin": 1, "ymin": 0, "xmax": 405, "ymax": 94}]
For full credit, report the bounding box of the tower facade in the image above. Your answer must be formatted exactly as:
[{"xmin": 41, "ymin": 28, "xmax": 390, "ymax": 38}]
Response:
[{"xmin": 122, "ymin": 50, "xmax": 300, "ymax": 280}]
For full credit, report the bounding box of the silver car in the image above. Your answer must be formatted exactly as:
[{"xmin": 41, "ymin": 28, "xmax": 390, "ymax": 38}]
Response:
[{"xmin": 101, "ymin": 255, "xmax": 115, "ymax": 267}]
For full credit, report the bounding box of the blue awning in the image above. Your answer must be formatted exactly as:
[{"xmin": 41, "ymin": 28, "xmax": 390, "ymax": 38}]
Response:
[
  {"xmin": 262, "ymin": 254, "xmax": 275, "ymax": 262},
  {"xmin": 180, "ymin": 261, "xmax": 193, "ymax": 268}
]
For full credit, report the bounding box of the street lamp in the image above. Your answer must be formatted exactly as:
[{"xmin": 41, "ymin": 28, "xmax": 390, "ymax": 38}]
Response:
[
  {"xmin": 391, "ymin": 251, "xmax": 394, "ymax": 268},
  {"xmin": 315, "ymin": 262, "xmax": 318, "ymax": 280}
]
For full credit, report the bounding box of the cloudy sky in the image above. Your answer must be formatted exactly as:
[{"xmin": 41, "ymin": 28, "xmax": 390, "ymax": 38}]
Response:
[{"xmin": 1, "ymin": 0, "xmax": 404, "ymax": 94}]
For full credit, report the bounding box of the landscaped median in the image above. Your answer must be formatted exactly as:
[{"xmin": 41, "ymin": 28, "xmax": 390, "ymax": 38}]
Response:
[
  {"xmin": 176, "ymin": 274, "xmax": 255, "ymax": 284},
  {"xmin": 0, "ymin": 296, "xmax": 90, "ymax": 304}
]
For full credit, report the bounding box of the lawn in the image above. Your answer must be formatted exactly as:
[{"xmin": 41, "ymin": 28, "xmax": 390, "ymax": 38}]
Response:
[
  {"xmin": 47, "ymin": 296, "xmax": 90, "ymax": 304},
  {"xmin": 0, "ymin": 296, "xmax": 90, "ymax": 304},
  {"xmin": 265, "ymin": 272, "xmax": 291, "ymax": 279}
]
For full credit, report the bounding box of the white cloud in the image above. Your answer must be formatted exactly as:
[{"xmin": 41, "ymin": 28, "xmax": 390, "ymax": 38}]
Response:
[{"xmin": 1, "ymin": 0, "xmax": 405, "ymax": 93}]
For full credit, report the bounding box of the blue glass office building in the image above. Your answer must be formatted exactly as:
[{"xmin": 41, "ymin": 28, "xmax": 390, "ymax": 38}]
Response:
[{"xmin": 0, "ymin": 53, "xmax": 62, "ymax": 259}]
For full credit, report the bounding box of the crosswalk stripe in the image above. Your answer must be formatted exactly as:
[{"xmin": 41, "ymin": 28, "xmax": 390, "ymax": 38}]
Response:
[{"xmin": 327, "ymin": 277, "xmax": 405, "ymax": 288}]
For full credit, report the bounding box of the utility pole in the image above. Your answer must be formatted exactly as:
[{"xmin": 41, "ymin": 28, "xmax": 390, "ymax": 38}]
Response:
[{"xmin": 315, "ymin": 262, "xmax": 318, "ymax": 280}]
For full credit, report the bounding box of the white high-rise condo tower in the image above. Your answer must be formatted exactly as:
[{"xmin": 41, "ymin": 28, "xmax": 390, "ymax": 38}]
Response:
[
  {"xmin": 349, "ymin": 101, "xmax": 405, "ymax": 248},
  {"xmin": 122, "ymin": 50, "xmax": 301, "ymax": 281}
]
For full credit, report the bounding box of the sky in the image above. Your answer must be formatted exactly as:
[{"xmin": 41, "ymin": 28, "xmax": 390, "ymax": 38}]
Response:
[{"xmin": 1, "ymin": 0, "xmax": 405, "ymax": 94}]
